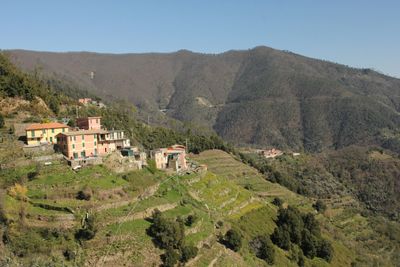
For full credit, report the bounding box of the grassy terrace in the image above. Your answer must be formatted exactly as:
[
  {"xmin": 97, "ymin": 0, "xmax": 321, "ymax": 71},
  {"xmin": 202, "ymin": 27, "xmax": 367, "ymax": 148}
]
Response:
[
  {"xmin": 3, "ymin": 149, "xmax": 397, "ymax": 266},
  {"xmin": 192, "ymin": 150, "xmax": 311, "ymax": 211}
]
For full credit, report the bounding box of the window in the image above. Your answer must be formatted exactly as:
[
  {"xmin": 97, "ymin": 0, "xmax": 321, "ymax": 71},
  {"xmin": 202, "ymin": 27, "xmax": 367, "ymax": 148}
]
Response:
[
  {"xmin": 81, "ymin": 151, "xmax": 86, "ymax": 158},
  {"xmin": 82, "ymin": 143, "xmax": 85, "ymax": 148},
  {"xmin": 82, "ymin": 135, "xmax": 85, "ymax": 141},
  {"xmin": 74, "ymin": 136, "xmax": 76, "ymax": 141},
  {"xmin": 94, "ymin": 134, "xmax": 97, "ymax": 139},
  {"xmin": 62, "ymin": 128, "xmax": 65, "ymax": 132},
  {"xmin": 94, "ymin": 141, "xmax": 96, "ymax": 146},
  {"xmin": 31, "ymin": 130, "xmax": 35, "ymax": 137},
  {"xmin": 42, "ymin": 129, "xmax": 45, "ymax": 134},
  {"xmin": 72, "ymin": 144, "xmax": 75, "ymax": 149},
  {"xmin": 73, "ymin": 152, "xmax": 78, "ymax": 159},
  {"xmin": 50, "ymin": 137, "xmax": 53, "ymax": 143},
  {"xmin": 96, "ymin": 119, "xmax": 98, "ymax": 123},
  {"xmin": 70, "ymin": 136, "xmax": 72, "ymax": 141},
  {"xmin": 52, "ymin": 128, "xmax": 54, "ymax": 133}
]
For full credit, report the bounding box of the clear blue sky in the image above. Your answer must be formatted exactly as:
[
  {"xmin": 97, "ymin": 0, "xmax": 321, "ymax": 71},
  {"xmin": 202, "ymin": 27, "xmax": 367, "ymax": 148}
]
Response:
[{"xmin": 2, "ymin": 0, "xmax": 399, "ymax": 77}]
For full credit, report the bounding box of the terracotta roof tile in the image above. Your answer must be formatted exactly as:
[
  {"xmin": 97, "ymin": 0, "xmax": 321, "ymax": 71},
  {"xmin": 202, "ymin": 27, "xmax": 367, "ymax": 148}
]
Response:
[
  {"xmin": 25, "ymin": 122, "xmax": 69, "ymax": 131},
  {"xmin": 57, "ymin": 129, "xmax": 108, "ymax": 136}
]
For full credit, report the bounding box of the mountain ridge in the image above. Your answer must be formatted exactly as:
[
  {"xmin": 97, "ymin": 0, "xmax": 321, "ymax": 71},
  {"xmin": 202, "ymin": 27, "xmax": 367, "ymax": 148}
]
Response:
[{"xmin": 5, "ymin": 46, "xmax": 400, "ymax": 152}]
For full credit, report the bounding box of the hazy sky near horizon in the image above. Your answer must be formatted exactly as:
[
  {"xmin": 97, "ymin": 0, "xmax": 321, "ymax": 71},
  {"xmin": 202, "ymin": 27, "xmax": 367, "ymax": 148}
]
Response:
[{"xmin": 2, "ymin": 0, "xmax": 399, "ymax": 77}]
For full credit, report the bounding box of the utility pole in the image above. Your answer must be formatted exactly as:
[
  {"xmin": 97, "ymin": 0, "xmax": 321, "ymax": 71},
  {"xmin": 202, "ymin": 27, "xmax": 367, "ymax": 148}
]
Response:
[{"xmin": 185, "ymin": 138, "xmax": 189, "ymax": 153}]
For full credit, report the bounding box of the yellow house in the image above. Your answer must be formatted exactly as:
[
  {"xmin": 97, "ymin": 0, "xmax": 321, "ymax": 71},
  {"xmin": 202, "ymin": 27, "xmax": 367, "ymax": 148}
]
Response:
[{"xmin": 25, "ymin": 122, "xmax": 69, "ymax": 145}]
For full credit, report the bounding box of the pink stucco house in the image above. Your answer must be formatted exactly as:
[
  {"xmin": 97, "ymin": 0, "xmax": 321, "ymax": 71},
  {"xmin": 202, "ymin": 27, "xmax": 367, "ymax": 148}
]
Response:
[
  {"xmin": 57, "ymin": 129, "xmax": 108, "ymax": 160},
  {"xmin": 76, "ymin": 117, "xmax": 101, "ymax": 130},
  {"xmin": 56, "ymin": 117, "xmax": 130, "ymax": 160}
]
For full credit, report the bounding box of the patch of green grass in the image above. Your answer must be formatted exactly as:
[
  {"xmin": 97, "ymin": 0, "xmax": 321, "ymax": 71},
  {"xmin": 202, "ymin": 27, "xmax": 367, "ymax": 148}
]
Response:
[
  {"xmin": 28, "ymin": 164, "xmax": 129, "ymax": 190},
  {"xmin": 162, "ymin": 205, "xmax": 192, "ymax": 218},
  {"xmin": 107, "ymin": 218, "xmax": 151, "ymax": 235}
]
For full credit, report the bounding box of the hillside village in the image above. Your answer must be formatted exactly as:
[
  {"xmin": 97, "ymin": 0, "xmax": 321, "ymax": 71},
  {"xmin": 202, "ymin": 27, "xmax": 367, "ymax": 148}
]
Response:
[{"xmin": 24, "ymin": 114, "xmax": 188, "ymax": 172}]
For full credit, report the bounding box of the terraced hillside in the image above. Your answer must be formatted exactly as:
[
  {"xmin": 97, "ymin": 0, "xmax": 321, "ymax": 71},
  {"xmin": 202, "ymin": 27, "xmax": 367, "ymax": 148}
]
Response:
[{"xmin": 2, "ymin": 147, "xmax": 399, "ymax": 266}]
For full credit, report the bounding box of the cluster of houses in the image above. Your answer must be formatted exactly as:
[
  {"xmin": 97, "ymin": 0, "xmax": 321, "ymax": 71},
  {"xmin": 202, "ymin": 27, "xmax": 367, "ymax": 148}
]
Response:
[
  {"xmin": 257, "ymin": 148, "xmax": 300, "ymax": 159},
  {"xmin": 78, "ymin": 98, "xmax": 106, "ymax": 108},
  {"xmin": 258, "ymin": 148, "xmax": 284, "ymax": 159},
  {"xmin": 24, "ymin": 116, "xmax": 188, "ymax": 172}
]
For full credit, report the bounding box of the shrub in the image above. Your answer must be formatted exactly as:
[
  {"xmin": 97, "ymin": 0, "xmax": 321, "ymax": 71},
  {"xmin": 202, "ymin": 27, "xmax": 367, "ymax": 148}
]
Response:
[
  {"xmin": 223, "ymin": 229, "xmax": 242, "ymax": 252},
  {"xmin": 0, "ymin": 192, "xmax": 8, "ymax": 225},
  {"xmin": 75, "ymin": 214, "xmax": 97, "ymax": 241},
  {"xmin": 63, "ymin": 248, "xmax": 76, "ymax": 261},
  {"xmin": 259, "ymin": 164, "xmax": 273, "ymax": 174},
  {"xmin": 250, "ymin": 235, "xmax": 275, "ymax": 265},
  {"xmin": 0, "ymin": 114, "xmax": 4, "ymax": 128},
  {"xmin": 76, "ymin": 187, "xmax": 92, "ymax": 201},
  {"xmin": 8, "ymin": 183, "xmax": 28, "ymax": 201},
  {"xmin": 317, "ymin": 239, "xmax": 334, "ymax": 262},
  {"xmin": 185, "ymin": 214, "xmax": 198, "ymax": 226},
  {"xmin": 67, "ymin": 119, "xmax": 76, "ymax": 127},
  {"xmin": 180, "ymin": 245, "xmax": 198, "ymax": 263},
  {"xmin": 300, "ymin": 230, "xmax": 317, "ymax": 258},
  {"xmin": 27, "ymin": 171, "xmax": 39, "ymax": 181},
  {"xmin": 302, "ymin": 213, "xmax": 321, "ymax": 237},
  {"xmin": 272, "ymin": 197, "xmax": 283, "ymax": 207},
  {"xmin": 271, "ymin": 226, "xmax": 291, "ymax": 250},
  {"xmin": 148, "ymin": 209, "xmax": 185, "ymax": 249},
  {"xmin": 244, "ymin": 183, "xmax": 254, "ymax": 190},
  {"xmin": 313, "ymin": 200, "xmax": 327, "ymax": 213},
  {"xmin": 75, "ymin": 227, "xmax": 95, "ymax": 241},
  {"xmin": 162, "ymin": 247, "xmax": 180, "ymax": 267}
]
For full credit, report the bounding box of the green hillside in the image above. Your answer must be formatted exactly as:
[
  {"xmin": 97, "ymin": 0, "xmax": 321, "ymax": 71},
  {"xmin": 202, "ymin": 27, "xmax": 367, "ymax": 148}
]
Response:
[{"xmin": 1, "ymin": 148, "xmax": 399, "ymax": 266}]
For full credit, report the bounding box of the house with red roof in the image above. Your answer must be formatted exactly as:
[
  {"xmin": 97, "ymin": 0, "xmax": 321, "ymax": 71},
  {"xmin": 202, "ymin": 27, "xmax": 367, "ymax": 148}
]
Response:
[{"xmin": 25, "ymin": 122, "xmax": 69, "ymax": 145}]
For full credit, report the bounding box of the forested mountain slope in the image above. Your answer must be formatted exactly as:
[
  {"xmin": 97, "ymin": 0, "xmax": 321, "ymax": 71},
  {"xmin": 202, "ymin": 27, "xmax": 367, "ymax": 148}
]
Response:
[{"xmin": 6, "ymin": 47, "xmax": 400, "ymax": 151}]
